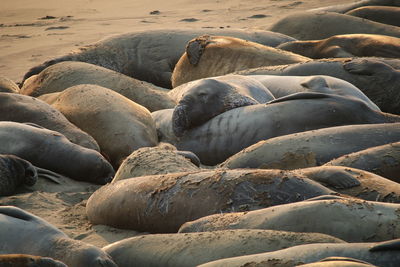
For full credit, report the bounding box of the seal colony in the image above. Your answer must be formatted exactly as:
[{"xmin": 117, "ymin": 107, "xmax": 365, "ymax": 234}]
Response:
[{"xmin": 3, "ymin": 0, "xmax": 400, "ymax": 266}]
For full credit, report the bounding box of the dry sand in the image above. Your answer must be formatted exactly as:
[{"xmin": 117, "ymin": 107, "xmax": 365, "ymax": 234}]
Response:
[{"xmin": 0, "ymin": 0, "xmax": 351, "ymax": 248}]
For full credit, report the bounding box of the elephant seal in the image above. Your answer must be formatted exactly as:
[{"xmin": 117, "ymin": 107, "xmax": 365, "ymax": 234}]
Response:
[
  {"xmin": 277, "ymin": 34, "xmax": 400, "ymax": 59},
  {"xmin": 0, "ymin": 155, "xmax": 37, "ymax": 196},
  {"xmin": 170, "ymin": 75, "xmax": 275, "ymax": 137},
  {"xmin": 237, "ymin": 58, "xmax": 400, "ymax": 114},
  {"xmin": 0, "ymin": 121, "xmax": 114, "ymax": 184},
  {"xmin": 170, "ymin": 93, "xmax": 400, "ymax": 165},
  {"xmin": 325, "ymin": 142, "xmax": 400, "ymax": 183},
  {"xmin": 298, "ymin": 166, "xmax": 400, "ymax": 203},
  {"xmin": 198, "ymin": 239, "xmax": 400, "ymax": 267},
  {"xmin": 112, "ymin": 144, "xmax": 200, "ymax": 183},
  {"xmin": 221, "ymin": 123, "xmax": 400, "ymax": 170},
  {"xmin": 345, "ymin": 6, "xmax": 400, "ymax": 27},
  {"xmin": 248, "ymin": 74, "xmax": 379, "ymax": 111},
  {"xmin": 296, "ymin": 257, "xmax": 377, "ymax": 267},
  {"xmin": 0, "ymin": 254, "xmax": 67, "ymax": 267},
  {"xmin": 22, "ymin": 29, "xmax": 296, "ymax": 88},
  {"xmin": 151, "ymin": 109, "xmax": 179, "ymax": 144},
  {"xmin": 103, "ymin": 230, "xmax": 344, "ymax": 267},
  {"xmin": 171, "ymin": 35, "xmax": 310, "ymax": 87},
  {"xmin": 0, "ymin": 76, "xmax": 19, "ymax": 93},
  {"xmin": 86, "ymin": 169, "xmax": 335, "ymax": 232},
  {"xmin": 20, "ymin": 61, "xmax": 175, "ymax": 112},
  {"xmin": 0, "ymin": 206, "xmax": 117, "ymax": 267},
  {"xmin": 51, "ymin": 84, "xmax": 158, "ymax": 168},
  {"xmin": 0, "ymin": 92, "xmax": 99, "ymax": 151},
  {"xmin": 179, "ymin": 196, "xmax": 400, "ymax": 242},
  {"xmin": 269, "ymin": 11, "xmax": 400, "ymax": 40},
  {"xmin": 310, "ymin": 0, "xmax": 400, "ymax": 13}
]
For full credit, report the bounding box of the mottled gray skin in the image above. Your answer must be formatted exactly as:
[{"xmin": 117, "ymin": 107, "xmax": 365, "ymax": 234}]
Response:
[
  {"xmin": 87, "ymin": 169, "xmax": 335, "ymax": 233},
  {"xmin": 0, "ymin": 254, "xmax": 67, "ymax": 267},
  {"xmin": 170, "ymin": 93, "xmax": 400, "ymax": 165},
  {"xmin": 21, "ymin": 61, "xmax": 174, "ymax": 112},
  {"xmin": 0, "ymin": 206, "xmax": 117, "ymax": 267},
  {"xmin": 248, "ymin": 74, "xmax": 379, "ymax": 111},
  {"xmin": 238, "ymin": 58, "xmax": 400, "ymax": 114},
  {"xmin": 0, "ymin": 93, "xmax": 99, "ymax": 151},
  {"xmin": 0, "ymin": 76, "xmax": 19, "ymax": 93},
  {"xmin": 310, "ymin": 0, "xmax": 400, "ymax": 13},
  {"xmin": 325, "ymin": 142, "xmax": 400, "ymax": 183},
  {"xmin": 198, "ymin": 239, "xmax": 400, "ymax": 267},
  {"xmin": 346, "ymin": 6, "xmax": 400, "ymax": 27},
  {"xmin": 221, "ymin": 123, "xmax": 400, "ymax": 170},
  {"xmin": 0, "ymin": 155, "xmax": 37, "ymax": 196},
  {"xmin": 103, "ymin": 230, "xmax": 344, "ymax": 267},
  {"xmin": 22, "ymin": 29, "xmax": 296, "ymax": 88},
  {"xmin": 170, "ymin": 75, "xmax": 274, "ymax": 137},
  {"xmin": 296, "ymin": 257, "xmax": 377, "ymax": 267},
  {"xmin": 269, "ymin": 11, "xmax": 400, "ymax": 40},
  {"xmin": 0, "ymin": 121, "xmax": 114, "ymax": 184},
  {"xmin": 179, "ymin": 196, "xmax": 400, "ymax": 243},
  {"xmin": 277, "ymin": 34, "xmax": 400, "ymax": 59}
]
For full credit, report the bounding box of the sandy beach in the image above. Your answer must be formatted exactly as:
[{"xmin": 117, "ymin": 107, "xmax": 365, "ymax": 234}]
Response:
[{"xmin": 0, "ymin": 0, "xmax": 356, "ymax": 249}]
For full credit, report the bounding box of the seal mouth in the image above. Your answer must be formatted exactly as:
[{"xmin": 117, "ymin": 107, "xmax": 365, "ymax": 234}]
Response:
[{"xmin": 172, "ymin": 104, "xmax": 190, "ymax": 137}]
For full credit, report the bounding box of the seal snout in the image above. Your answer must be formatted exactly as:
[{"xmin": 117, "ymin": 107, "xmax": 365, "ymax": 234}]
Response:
[{"xmin": 172, "ymin": 103, "xmax": 190, "ymax": 137}]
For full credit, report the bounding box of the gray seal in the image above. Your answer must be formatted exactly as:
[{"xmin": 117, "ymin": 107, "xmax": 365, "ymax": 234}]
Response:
[
  {"xmin": 103, "ymin": 230, "xmax": 344, "ymax": 267},
  {"xmin": 169, "ymin": 75, "xmax": 274, "ymax": 137},
  {"xmin": 0, "ymin": 92, "xmax": 99, "ymax": 151},
  {"xmin": 345, "ymin": 6, "xmax": 400, "ymax": 27},
  {"xmin": 198, "ymin": 238, "xmax": 400, "ymax": 267},
  {"xmin": 237, "ymin": 58, "xmax": 400, "ymax": 114},
  {"xmin": 179, "ymin": 196, "xmax": 400, "ymax": 243},
  {"xmin": 22, "ymin": 29, "xmax": 296, "ymax": 89},
  {"xmin": 221, "ymin": 123, "xmax": 400, "ymax": 170},
  {"xmin": 0, "ymin": 121, "xmax": 114, "ymax": 184},
  {"xmin": 269, "ymin": 11, "xmax": 400, "ymax": 40},
  {"xmin": 0, "ymin": 206, "xmax": 117, "ymax": 267},
  {"xmin": 86, "ymin": 168, "xmax": 335, "ymax": 233},
  {"xmin": 277, "ymin": 34, "xmax": 400, "ymax": 59},
  {"xmin": 0, "ymin": 154, "xmax": 37, "ymax": 196},
  {"xmin": 168, "ymin": 93, "xmax": 400, "ymax": 165}
]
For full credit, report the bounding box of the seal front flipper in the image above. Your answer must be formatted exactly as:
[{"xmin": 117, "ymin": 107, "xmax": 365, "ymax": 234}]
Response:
[
  {"xmin": 300, "ymin": 167, "xmax": 361, "ymax": 189},
  {"xmin": 369, "ymin": 238, "xmax": 400, "ymax": 252},
  {"xmin": 267, "ymin": 92, "xmax": 332, "ymax": 104},
  {"xmin": 343, "ymin": 58, "xmax": 395, "ymax": 76}
]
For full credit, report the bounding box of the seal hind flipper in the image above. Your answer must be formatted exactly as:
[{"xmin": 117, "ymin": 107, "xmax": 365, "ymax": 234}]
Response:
[
  {"xmin": 300, "ymin": 76, "xmax": 333, "ymax": 94},
  {"xmin": 302, "ymin": 167, "xmax": 361, "ymax": 189},
  {"xmin": 267, "ymin": 92, "xmax": 332, "ymax": 104},
  {"xmin": 186, "ymin": 35, "xmax": 212, "ymax": 66},
  {"xmin": 369, "ymin": 238, "xmax": 400, "ymax": 252},
  {"xmin": 36, "ymin": 167, "xmax": 64, "ymax": 184},
  {"xmin": 343, "ymin": 58, "xmax": 395, "ymax": 75}
]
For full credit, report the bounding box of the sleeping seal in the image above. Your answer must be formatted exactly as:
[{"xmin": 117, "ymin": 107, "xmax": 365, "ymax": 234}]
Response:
[{"xmin": 0, "ymin": 206, "xmax": 117, "ymax": 267}]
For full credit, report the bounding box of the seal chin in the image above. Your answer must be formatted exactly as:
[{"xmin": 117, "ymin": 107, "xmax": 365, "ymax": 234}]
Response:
[{"xmin": 172, "ymin": 104, "xmax": 190, "ymax": 137}]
